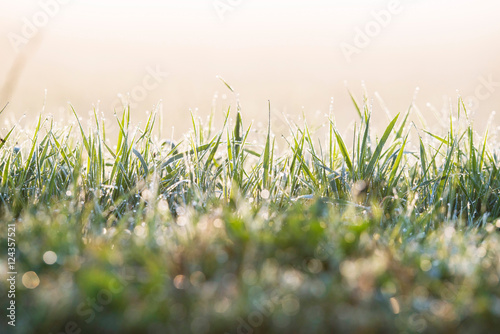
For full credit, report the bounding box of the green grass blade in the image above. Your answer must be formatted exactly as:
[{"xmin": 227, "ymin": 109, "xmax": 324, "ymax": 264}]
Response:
[
  {"xmin": 365, "ymin": 113, "xmax": 399, "ymax": 178},
  {"xmin": 333, "ymin": 128, "xmax": 353, "ymax": 176},
  {"xmin": 388, "ymin": 134, "xmax": 408, "ymax": 190},
  {"xmin": 69, "ymin": 104, "xmax": 90, "ymax": 153},
  {"xmin": 347, "ymin": 89, "xmax": 362, "ymax": 119},
  {"xmin": 263, "ymin": 102, "xmax": 271, "ymax": 189}
]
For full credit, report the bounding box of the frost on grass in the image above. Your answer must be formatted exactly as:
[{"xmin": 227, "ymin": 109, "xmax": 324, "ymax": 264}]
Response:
[{"xmin": 1, "ymin": 96, "xmax": 500, "ymax": 333}]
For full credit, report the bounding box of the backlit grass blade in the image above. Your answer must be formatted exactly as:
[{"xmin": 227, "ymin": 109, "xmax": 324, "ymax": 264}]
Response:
[
  {"xmin": 479, "ymin": 130, "xmax": 488, "ymax": 171},
  {"xmin": 19, "ymin": 114, "xmax": 42, "ymax": 187},
  {"xmin": 358, "ymin": 113, "xmax": 371, "ymax": 176},
  {"xmin": 365, "ymin": 113, "xmax": 399, "ymax": 178},
  {"xmin": 432, "ymin": 140, "xmax": 455, "ymax": 204},
  {"xmin": 388, "ymin": 134, "xmax": 408, "ymax": 190},
  {"xmin": 263, "ymin": 102, "xmax": 271, "ymax": 189},
  {"xmin": 0, "ymin": 125, "xmax": 15, "ymax": 151},
  {"xmin": 161, "ymin": 144, "xmax": 212, "ymax": 167},
  {"xmin": 347, "ymin": 89, "xmax": 362, "ymax": 119},
  {"xmin": 0, "ymin": 102, "xmax": 8, "ymax": 116},
  {"xmin": 424, "ymin": 130, "xmax": 448, "ymax": 146},
  {"xmin": 419, "ymin": 136, "xmax": 427, "ymax": 179},
  {"xmin": 2, "ymin": 153, "xmax": 11, "ymax": 188},
  {"xmin": 205, "ymin": 108, "xmax": 230, "ymax": 171},
  {"xmin": 333, "ymin": 127, "xmax": 353, "ymax": 176},
  {"xmin": 70, "ymin": 104, "xmax": 90, "ymax": 153},
  {"xmin": 395, "ymin": 105, "xmax": 411, "ymax": 139},
  {"xmin": 217, "ymin": 75, "xmax": 235, "ymax": 93},
  {"xmin": 132, "ymin": 148, "xmax": 148, "ymax": 177}
]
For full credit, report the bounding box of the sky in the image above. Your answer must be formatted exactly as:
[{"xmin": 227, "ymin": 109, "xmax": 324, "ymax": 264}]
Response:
[{"xmin": 0, "ymin": 0, "xmax": 499, "ymax": 134}]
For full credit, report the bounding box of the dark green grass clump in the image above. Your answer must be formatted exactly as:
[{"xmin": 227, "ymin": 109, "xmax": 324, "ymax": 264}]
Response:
[{"xmin": 1, "ymin": 96, "xmax": 500, "ymax": 334}]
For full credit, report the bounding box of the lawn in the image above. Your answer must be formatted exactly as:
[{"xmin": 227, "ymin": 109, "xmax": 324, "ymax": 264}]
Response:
[{"xmin": 1, "ymin": 94, "xmax": 500, "ymax": 334}]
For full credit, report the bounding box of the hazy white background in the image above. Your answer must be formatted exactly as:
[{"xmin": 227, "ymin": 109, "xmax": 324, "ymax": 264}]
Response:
[{"xmin": 1, "ymin": 0, "xmax": 499, "ymax": 135}]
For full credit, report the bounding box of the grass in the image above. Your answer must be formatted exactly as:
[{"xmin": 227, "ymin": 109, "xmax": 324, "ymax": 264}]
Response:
[{"xmin": 1, "ymin": 93, "xmax": 500, "ymax": 333}]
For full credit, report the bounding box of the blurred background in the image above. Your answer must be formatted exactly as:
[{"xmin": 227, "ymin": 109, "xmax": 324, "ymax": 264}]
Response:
[{"xmin": 0, "ymin": 0, "xmax": 499, "ymax": 136}]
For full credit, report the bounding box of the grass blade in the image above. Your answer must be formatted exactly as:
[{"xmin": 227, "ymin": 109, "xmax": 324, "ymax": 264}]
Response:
[{"xmin": 365, "ymin": 113, "xmax": 399, "ymax": 178}]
